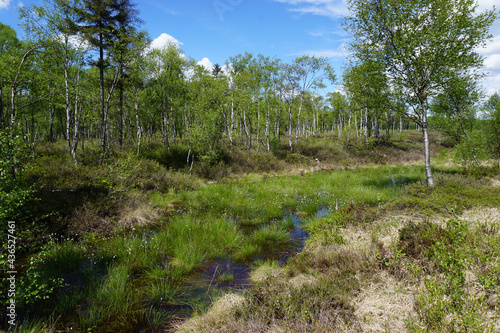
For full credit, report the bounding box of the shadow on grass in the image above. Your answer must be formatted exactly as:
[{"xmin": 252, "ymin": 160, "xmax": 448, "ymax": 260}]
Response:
[
  {"xmin": 31, "ymin": 186, "xmax": 111, "ymax": 240},
  {"xmin": 362, "ymin": 175, "xmax": 421, "ymax": 190}
]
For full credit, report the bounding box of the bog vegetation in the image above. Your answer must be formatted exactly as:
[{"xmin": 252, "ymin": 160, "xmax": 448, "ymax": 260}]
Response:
[{"xmin": 1, "ymin": 0, "xmax": 500, "ymax": 332}]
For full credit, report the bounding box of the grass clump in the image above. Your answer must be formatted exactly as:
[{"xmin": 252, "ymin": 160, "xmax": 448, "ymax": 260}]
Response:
[
  {"xmin": 81, "ymin": 264, "xmax": 142, "ymax": 331},
  {"xmin": 233, "ymin": 222, "xmax": 289, "ymax": 262},
  {"xmin": 250, "ymin": 275, "xmax": 357, "ymax": 325},
  {"xmin": 218, "ymin": 272, "xmax": 235, "ymax": 284},
  {"xmin": 146, "ymin": 277, "xmax": 178, "ymax": 305},
  {"xmin": 398, "ymin": 220, "xmax": 448, "ymax": 263},
  {"xmin": 305, "ymin": 203, "xmax": 380, "ymax": 246},
  {"xmin": 249, "ymin": 223, "xmax": 289, "ymax": 250},
  {"xmin": 3, "ymin": 319, "xmax": 57, "ymax": 333},
  {"xmin": 165, "ymin": 215, "xmax": 242, "ymax": 271},
  {"xmin": 178, "ymin": 267, "xmax": 360, "ymax": 332},
  {"xmin": 233, "ymin": 242, "xmax": 262, "ymax": 262}
]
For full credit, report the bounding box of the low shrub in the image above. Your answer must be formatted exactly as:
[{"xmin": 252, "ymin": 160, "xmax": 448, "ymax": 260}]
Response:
[
  {"xmin": 398, "ymin": 220, "xmax": 447, "ymax": 261},
  {"xmin": 389, "ymin": 172, "xmax": 500, "ymax": 215}
]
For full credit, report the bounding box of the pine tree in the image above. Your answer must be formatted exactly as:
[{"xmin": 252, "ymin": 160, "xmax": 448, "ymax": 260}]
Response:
[{"xmin": 68, "ymin": 0, "xmax": 142, "ymax": 157}]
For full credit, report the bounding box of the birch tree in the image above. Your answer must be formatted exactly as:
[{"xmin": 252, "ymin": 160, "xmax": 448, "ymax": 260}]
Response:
[
  {"xmin": 291, "ymin": 55, "xmax": 335, "ymax": 142},
  {"xmin": 346, "ymin": 0, "xmax": 497, "ymax": 186}
]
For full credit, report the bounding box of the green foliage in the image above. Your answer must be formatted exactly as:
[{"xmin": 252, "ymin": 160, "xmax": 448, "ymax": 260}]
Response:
[
  {"xmin": 139, "ymin": 142, "xmax": 191, "ymax": 170},
  {"xmin": 0, "ymin": 131, "xmax": 40, "ymax": 261},
  {"xmin": 390, "ymin": 173, "xmax": 500, "ymax": 214},
  {"xmin": 400, "ymin": 219, "xmax": 496, "ymax": 332},
  {"xmin": 430, "ymin": 73, "xmax": 481, "ymax": 140},
  {"xmin": 307, "ymin": 217, "xmax": 345, "ymax": 246},
  {"xmin": 10, "ymin": 141, "xmax": 500, "ymax": 331},
  {"xmin": 15, "ymin": 243, "xmax": 67, "ymax": 306},
  {"xmin": 0, "ymin": 22, "xmax": 22, "ymax": 92},
  {"xmin": 9, "ymin": 240, "xmax": 111, "ymax": 320},
  {"xmin": 398, "ymin": 220, "xmax": 446, "ymax": 261},
  {"xmin": 454, "ymin": 130, "xmax": 491, "ymax": 170},
  {"xmin": 487, "ymin": 102, "xmax": 500, "ymax": 165},
  {"xmin": 0, "ymin": 132, "xmax": 34, "ymax": 221},
  {"xmin": 395, "ymin": 210, "xmax": 500, "ymax": 332},
  {"xmin": 116, "ymin": 155, "xmax": 201, "ymax": 192},
  {"xmin": 347, "ymin": 0, "xmax": 497, "ymax": 185}
]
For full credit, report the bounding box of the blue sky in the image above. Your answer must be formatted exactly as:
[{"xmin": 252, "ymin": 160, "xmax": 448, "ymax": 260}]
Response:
[{"xmin": 1, "ymin": 0, "xmax": 500, "ymax": 96}]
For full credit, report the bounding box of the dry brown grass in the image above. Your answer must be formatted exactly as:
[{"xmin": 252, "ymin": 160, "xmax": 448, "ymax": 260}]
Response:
[
  {"xmin": 175, "ymin": 293, "xmax": 248, "ymax": 333},
  {"xmin": 459, "ymin": 207, "xmax": 500, "ymax": 225},
  {"xmin": 67, "ymin": 202, "xmax": 116, "ymax": 237},
  {"xmin": 331, "ymin": 216, "xmax": 422, "ymax": 332},
  {"xmin": 249, "ymin": 264, "xmax": 285, "ymax": 284},
  {"xmin": 66, "ymin": 191, "xmax": 161, "ymax": 238},
  {"xmin": 117, "ymin": 191, "xmax": 161, "ymax": 228},
  {"xmin": 353, "ymin": 271, "xmax": 418, "ymax": 332},
  {"xmin": 492, "ymin": 178, "xmax": 500, "ymax": 187}
]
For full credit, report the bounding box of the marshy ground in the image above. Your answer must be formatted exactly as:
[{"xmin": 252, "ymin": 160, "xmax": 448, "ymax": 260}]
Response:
[{"xmin": 2, "ymin": 132, "xmax": 499, "ymax": 332}]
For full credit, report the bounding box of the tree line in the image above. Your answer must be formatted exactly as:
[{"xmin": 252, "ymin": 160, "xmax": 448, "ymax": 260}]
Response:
[{"xmin": 0, "ymin": 0, "xmax": 499, "ymax": 180}]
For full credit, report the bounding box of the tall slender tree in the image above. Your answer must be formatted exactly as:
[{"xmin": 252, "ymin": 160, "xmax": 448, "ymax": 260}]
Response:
[
  {"xmin": 291, "ymin": 55, "xmax": 335, "ymax": 142},
  {"xmin": 110, "ymin": 0, "xmax": 143, "ymax": 147},
  {"xmin": 0, "ymin": 23, "xmax": 21, "ymax": 130},
  {"xmin": 346, "ymin": 0, "xmax": 497, "ymax": 186},
  {"xmin": 69, "ymin": 0, "xmax": 142, "ymax": 158}
]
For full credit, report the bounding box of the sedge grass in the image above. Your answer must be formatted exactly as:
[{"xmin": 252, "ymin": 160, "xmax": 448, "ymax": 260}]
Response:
[
  {"xmin": 164, "ymin": 215, "xmax": 242, "ymax": 269},
  {"xmin": 250, "ymin": 223, "xmax": 290, "ymax": 249},
  {"xmin": 5, "ymin": 319, "xmax": 57, "ymax": 333},
  {"xmin": 218, "ymin": 272, "xmax": 235, "ymax": 283},
  {"xmin": 172, "ymin": 165, "xmax": 425, "ymax": 223},
  {"xmin": 80, "ymin": 264, "xmax": 140, "ymax": 329}
]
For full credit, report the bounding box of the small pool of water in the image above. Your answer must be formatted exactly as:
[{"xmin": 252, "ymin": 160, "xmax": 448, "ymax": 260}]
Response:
[{"xmin": 183, "ymin": 205, "xmax": 330, "ymax": 302}]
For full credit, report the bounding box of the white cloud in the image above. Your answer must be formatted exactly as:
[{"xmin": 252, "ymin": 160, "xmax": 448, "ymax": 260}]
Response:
[
  {"xmin": 197, "ymin": 57, "xmax": 213, "ymax": 71},
  {"xmin": 151, "ymin": 2, "xmax": 180, "ymax": 16},
  {"xmin": 476, "ymin": 0, "xmax": 497, "ymax": 13},
  {"xmin": 309, "ymin": 29, "xmax": 347, "ymax": 38},
  {"xmin": 0, "ymin": 0, "xmax": 10, "ymax": 9},
  {"xmin": 477, "ymin": 9, "xmax": 500, "ymax": 96},
  {"xmin": 150, "ymin": 33, "xmax": 183, "ymax": 51},
  {"xmin": 55, "ymin": 34, "xmax": 92, "ymax": 51},
  {"xmin": 483, "ymin": 76, "xmax": 500, "ymax": 96},
  {"xmin": 222, "ymin": 63, "xmax": 233, "ymax": 76},
  {"xmin": 274, "ymin": 0, "xmax": 349, "ymax": 19},
  {"xmin": 484, "ymin": 54, "xmax": 500, "ymax": 70},
  {"xmin": 478, "ymin": 36, "xmax": 500, "ymax": 57},
  {"xmin": 147, "ymin": 33, "xmax": 188, "ymax": 60}
]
